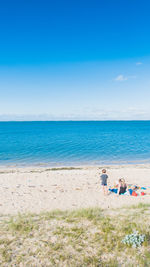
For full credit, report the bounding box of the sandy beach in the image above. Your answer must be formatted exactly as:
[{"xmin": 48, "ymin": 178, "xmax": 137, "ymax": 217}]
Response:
[{"xmin": 0, "ymin": 164, "xmax": 150, "ymax": 215}]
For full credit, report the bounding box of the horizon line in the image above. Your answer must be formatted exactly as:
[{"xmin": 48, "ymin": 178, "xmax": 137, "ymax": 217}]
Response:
[{"xmin": 1, "ymin": 120, "xmax": 150, "ymax": 122}]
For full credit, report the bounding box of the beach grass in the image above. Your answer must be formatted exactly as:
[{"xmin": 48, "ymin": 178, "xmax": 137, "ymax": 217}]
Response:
[{"xmin": 0, "ymin": 204, "xmax": 150, "ymax": 266}]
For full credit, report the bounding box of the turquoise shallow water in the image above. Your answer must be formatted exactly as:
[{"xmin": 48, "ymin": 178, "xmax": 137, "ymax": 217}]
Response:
[{"xmin": 0, "ymin": 121, "xmax": 150, "ymax": 166}]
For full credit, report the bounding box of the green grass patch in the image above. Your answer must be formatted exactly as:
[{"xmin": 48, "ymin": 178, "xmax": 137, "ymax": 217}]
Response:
[
  {"xmin": 125, "ymin": 203, "xmax": 150, "ymax": 209},
  {"xmin": 7, "ymin": 214, "xmax": 37, "ymax": 235},
  {"xmin": 0, "ymin": 205, "xmax": 150, "ymax": 266}
]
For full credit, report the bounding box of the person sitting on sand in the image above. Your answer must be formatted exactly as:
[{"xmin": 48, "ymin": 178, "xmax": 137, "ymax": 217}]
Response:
[
  {"xmin": 117, "ymin": 178, "xmax": 128, "ymax": 195},
  {"xmin": 100, "ymin": 169, "xmax": 108, "ymax": 195}
]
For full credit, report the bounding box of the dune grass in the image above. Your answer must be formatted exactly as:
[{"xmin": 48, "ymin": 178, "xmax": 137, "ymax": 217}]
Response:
[{"xmin": 0, "ymin": 204, "xmax": 150, "ymax": 266}]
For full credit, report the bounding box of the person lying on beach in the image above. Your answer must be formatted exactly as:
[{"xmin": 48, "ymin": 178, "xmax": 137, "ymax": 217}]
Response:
[
  {"xmin": 117, "ymin": 178, "xmax": 128, "ymax": 195},
  {"xmin": 100, "ymin": 169, "xmax": 108, "ymax": 195}
]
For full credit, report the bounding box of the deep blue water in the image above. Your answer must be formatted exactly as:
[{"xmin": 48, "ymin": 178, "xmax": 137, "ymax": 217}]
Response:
[{"xmin": 0, "ymin": 121, "xmax": 150, "ymax": 166}]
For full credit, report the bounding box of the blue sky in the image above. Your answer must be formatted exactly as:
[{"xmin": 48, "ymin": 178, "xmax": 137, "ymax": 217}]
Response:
[{"xmin": 0, "ymin": 0, "xmax": 150, "ymax": 120}]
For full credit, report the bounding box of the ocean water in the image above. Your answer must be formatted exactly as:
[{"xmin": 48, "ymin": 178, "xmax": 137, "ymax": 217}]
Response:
[{"xmin": 0, "ymin": 121, "xmax": 150, "ymax": 167}]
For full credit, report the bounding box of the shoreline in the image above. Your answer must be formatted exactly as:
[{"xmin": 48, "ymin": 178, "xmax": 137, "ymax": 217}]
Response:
[
  {"xmin": 1, "ymin": 157, "xmax": 150, "ymax": 169},
  {"xmin": 1, "ymin": 162, "xmax": 150, "ymax": 171}
]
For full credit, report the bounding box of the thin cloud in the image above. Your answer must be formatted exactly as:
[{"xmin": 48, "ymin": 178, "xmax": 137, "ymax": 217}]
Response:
[
  {"xmin": 114, "ymin": 74, "xmax": 137, "ymax": 82},
  {"xmin": 136, "ymin": 62, "xmax": 142, "ymax": 66},
  {"xmin": 114, "ymin": 75, "xmax": 128, "ymax": 81}
]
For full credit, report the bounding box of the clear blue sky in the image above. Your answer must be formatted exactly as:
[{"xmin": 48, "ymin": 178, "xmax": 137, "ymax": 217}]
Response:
[{"xmin": 0, "ymin": 0, "xmax": 150, "ymax": 120}]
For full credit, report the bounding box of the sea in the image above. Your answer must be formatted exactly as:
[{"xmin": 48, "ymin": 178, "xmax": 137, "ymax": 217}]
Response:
[{"xmin": 0, "ymin": 121, "xmax": 150, "ymax": 167}]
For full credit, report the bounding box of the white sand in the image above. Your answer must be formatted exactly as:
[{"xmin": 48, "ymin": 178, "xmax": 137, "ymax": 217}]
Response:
[{"xmin": 0, "ymin": 164, "xmax": 150, "ymax": 215}]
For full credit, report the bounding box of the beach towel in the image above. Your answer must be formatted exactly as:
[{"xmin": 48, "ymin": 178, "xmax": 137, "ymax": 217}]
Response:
[
  {"xmin": 128, "ymin": 189, "xmax": 133, "ymax": 195},
  {"xmin": 109, "ymin": 188, "xmax": 118, "ymax": 194},
  {"xmin": 109, "ymin": 185, "xmax": 150, "ymax": 196}
]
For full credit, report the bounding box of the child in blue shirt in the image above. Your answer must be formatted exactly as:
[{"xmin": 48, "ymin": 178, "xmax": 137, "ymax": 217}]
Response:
[{"xmin": 100, "ymin": 169, "xmax": 108, "ymax": 195}]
